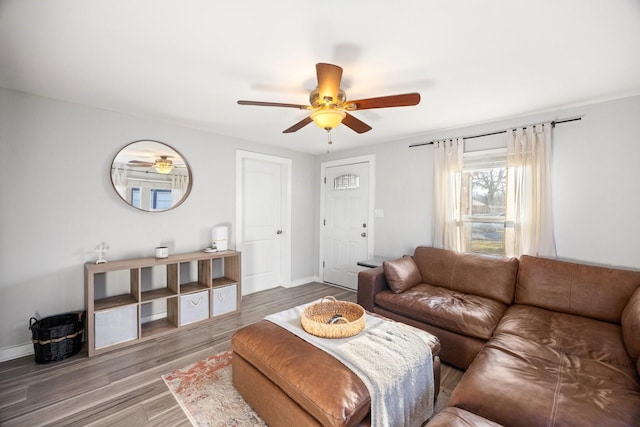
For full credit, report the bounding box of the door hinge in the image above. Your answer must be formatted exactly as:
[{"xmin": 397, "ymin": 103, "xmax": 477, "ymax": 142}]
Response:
[
  {"xmin": 323, "ymin": 219, "xmax": 326, "ymax": 226},
  {"xmin": 324, "ymin": 177, "xmax": 326, "ymax": 184},
  {"xmin": 323, "ymin": 261, "xmax": 325, "ymax": 268}
]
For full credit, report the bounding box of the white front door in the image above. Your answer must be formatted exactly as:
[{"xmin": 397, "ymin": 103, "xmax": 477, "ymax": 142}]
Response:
[
  {"xmin": 323, "ymin": 162, "xmax": 370, "ymax": 290},
  {"xmin": 237, "ymin": 152, "xmax": 291, "ymax": 295}
]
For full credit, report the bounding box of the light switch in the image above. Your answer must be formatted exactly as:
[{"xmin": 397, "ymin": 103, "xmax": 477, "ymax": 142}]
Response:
[{"xmin": 375, "ymin": 209, "xmax": 384, "ymax": 218}]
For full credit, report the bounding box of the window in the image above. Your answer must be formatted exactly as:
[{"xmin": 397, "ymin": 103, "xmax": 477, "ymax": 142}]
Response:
[
  {"xmin": 433, "ymin": 124, "xmax": 555, "ymax": 258},
  {"xmin": 462, "ymin": 149, "xmax": 507, "ymax": 255},
  {"xmin": 130, "ymin": 188, "xmax": 171, "ymax": 210},
  {"xmin": 334, "ymin": 174, "xmax": 359, "ymax": 190},
  {"xmin": 151, "ymin": 189, "xmax": 172, "ymax": 210},
  {"xmin": 131, "ymin": 188, "xmax": 141, "ymax": 208}
]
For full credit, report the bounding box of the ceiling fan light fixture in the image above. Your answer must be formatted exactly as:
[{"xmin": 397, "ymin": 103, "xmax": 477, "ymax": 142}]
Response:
[
  {"xmin": 310, "ymin": 107, "xmax": 346, "ymax": 130},
  {"xmin": 309, "ymin": 88, "xmax": 346, "ymax": 108},
  {"xmin": 154, "ymin": 157, "xmax": 174, "ymax": 174}
]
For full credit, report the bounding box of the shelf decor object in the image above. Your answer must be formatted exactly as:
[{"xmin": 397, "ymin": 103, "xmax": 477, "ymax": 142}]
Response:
[
  {"xmin": 94, "ymin": 242, "xmax": 109, "ymax": 264},
  {"xmin": 84, "ymin": 250, "xmax": 241, "ymax": 357}
]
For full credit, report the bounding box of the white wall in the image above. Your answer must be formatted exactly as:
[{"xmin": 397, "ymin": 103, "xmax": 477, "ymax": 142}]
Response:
[
  {"xmin": 0, "ymin": 88, "xmax": 317, "ymax": 358},
  {"xmin": 552, "ymin": 96, "xmax": 640, "ymax": 267},
  {"xmin": 317, "ymin": 95, "xmax": 640, "ymax": 270}
]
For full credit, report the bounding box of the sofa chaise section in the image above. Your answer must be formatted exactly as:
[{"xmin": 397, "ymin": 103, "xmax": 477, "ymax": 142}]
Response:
[{"xmin": 448, "ymin": 255, "xmax": 640, "ymax": 426}]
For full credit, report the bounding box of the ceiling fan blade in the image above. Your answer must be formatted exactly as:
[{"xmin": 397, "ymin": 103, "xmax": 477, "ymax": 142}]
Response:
[
  {"xmin": 127, "ymin": 160, "xmax": 155, "ymax": 167},
  {"xmin": 316, "ymin": 63, "xmax": 343, "ymax": 103},
  {"xmin": 342, "ymin": 113, "xmax": 372, "ymax": 134},
  {"xmin": 238, "ymin": 100, "xmax": 309, "ymax": 109},
  {"xmin": 283, "ymin": 116, "xmax": 313, "ymax": 133},
  {"xmin": 344, "ymin": 92, "xmax": 421, "ymax": 110}
]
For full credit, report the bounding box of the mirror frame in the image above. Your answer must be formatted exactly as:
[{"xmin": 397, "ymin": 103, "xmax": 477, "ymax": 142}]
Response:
[{"xmin": 110, "ymin": 140, "xmax": 193, "ymax": 212}]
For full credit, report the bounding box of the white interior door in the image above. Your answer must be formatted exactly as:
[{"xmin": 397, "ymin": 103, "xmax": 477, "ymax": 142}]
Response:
[
  {"xmin": 237, "ymin": 152, "xmax": 291, "ymax": 295},
  {"xmin": 323, "ymin": 162, "xmax": 370, "ymax": 290}
]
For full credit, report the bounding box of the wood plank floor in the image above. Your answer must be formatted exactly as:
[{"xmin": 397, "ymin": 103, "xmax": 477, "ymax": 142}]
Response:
[{"xmin": 0, "ymin": 282, "xmax": 463, "ymax": 426}]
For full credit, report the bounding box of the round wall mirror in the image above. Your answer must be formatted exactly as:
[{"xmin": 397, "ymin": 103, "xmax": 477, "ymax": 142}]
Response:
[{"xmin": 110, "ymin": 140, "xmax": 192, "ymax": 212}]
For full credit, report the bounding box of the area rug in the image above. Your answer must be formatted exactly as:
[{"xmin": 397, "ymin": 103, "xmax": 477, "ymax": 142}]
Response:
[
  {"xmin": 162, "ymin": 350, "xmax": 266, "ymax": 426},
  {"xmin": 163, "ymin": 350, "xmax": 452, "ymax": 426}
]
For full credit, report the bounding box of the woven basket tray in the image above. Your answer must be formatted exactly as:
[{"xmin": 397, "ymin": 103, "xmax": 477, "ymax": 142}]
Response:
[{"xmin": 301, "ymin": 296, "xmax": 365, "ymax": 338}]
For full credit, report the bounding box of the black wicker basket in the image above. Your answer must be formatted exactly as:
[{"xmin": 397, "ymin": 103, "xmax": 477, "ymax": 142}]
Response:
[{"xmin": 29, "ymin": 311, "xmax": 84, "ymax": 364}]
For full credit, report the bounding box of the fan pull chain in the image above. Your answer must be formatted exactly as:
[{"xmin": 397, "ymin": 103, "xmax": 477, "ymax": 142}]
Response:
[{"xmin": 327, "ymin": 129, "xmax": 333, "ymax": 145}]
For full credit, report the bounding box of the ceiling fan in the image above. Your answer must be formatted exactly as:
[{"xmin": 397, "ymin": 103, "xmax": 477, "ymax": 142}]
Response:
[
  {"xmin": 237, "ymin": 63, "xmax": 421, "ymax": 136},
  {"xmin": 127, "ymin": 156, "xmax": 175, "ymax": 174}
]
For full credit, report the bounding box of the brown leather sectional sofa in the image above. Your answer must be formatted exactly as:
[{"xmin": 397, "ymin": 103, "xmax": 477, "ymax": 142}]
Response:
[{"xmin": 358, "ymin": 246, "xmax": 640, "ymax": 426}]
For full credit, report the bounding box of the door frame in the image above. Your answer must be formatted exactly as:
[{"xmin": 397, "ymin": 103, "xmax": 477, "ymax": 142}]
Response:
[
  {"xmin": 235, "ymin": 150, "xmax": 292, "ymax": 290},
  {"xmin": 319, "ymin": 154, "xmax": 375, "ymax": 283}
]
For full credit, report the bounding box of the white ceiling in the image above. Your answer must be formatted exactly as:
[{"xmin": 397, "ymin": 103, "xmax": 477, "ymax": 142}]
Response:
[{"xmin": 1, "ymin": 1, "xmax": 639, "ymax": 154}]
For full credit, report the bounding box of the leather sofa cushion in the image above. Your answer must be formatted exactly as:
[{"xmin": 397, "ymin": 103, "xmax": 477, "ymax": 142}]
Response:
[
  {"xmin": 413, "ymin": 246, "xmax": 518, "ymax": 305},
  {"xmin": 450, "ymin": 305, "xmax": 640, "ymax": 426},
  {"xmin": 516, "ymin": 255, "xmax": 640, "ymax": 323},
  {"xmin": 375, "ymin": 284, "xmax": 507, "ymax": 340},
  {"xmin": 496, "ymin": 305, "xmax": 634, "ymax": 369},
  {"xmin": 622, "ymin": 286, "xmax": 640, "ymax": 361},
  {"xmin": 427, "ymin": 407, "xmax": 503, "ymax": 427},
  {"xmin": 383, "ymin": 255, "xmax": 421, "ymax": 293}
]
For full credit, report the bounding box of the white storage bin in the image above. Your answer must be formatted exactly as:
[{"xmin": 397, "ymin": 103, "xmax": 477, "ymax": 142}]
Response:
[
  {"xmin": 95, "ymin": 305, "xmax": 138, "ymax": 349},
  {"xmin": 212, "ymin": 284, "xmax": 237, "ymax": 316},
  {"xmin": 180, "ymin": 290, "xmax": 209, "ymax": 325}
]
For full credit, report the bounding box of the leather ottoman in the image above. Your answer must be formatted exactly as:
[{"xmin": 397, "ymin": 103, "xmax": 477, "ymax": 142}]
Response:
[
  {"xmin": 231, "ymin": 319, "xmax": 441, "ymax": 427},
  {"xmin": 426, "ymin": 407, "xmax": 503, "ymax": 426}
]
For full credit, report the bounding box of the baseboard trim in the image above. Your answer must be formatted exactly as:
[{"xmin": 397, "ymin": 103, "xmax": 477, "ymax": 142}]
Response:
[
  {"xmin": 0, "ymin": 343, "xmax": 33, "ymax": 362},
  {"xmin": 290, "ymin": 276, "xmax": 320, "ymax": 287}
]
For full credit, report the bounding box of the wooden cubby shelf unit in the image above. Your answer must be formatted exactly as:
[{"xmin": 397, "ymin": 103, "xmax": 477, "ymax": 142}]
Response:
[{"xmin": 85, "ymin": 250, "xmax": 241, "ymax": 357}]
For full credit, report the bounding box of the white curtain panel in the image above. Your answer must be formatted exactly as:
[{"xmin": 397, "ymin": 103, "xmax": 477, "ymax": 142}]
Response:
[
  {"xmin": 111, "ymin": 167, "xmax": 127, "ymax": 199},
  {"xmin": 432, "ymin": 138, "xmax": 464, "ymax": 251},
  {"xmin": 171, "ymin": 174, "xmax": 187, "ymax": 204},
  {"xmin": 505, "ymin": 123, "xmax": 557, "ymax": 257}
]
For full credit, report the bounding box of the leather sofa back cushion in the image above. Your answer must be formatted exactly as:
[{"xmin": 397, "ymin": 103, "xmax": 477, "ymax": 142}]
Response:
[
  {"xmin": 517, "ymin": 255, "xmax": 640, "ymax": 323},
  {"xmin": 383, "ymin": 256, "xmax": 422, "ymax": 293},
  {"xmin": 413, "ymin": 246, "xmax": 518, "ymax": 305},
  {"xmin": 622, "ymin": 286, "xmax": 640, "ymax": 360}
]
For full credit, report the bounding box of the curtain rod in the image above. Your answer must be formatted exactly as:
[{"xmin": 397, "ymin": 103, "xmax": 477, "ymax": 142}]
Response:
[{"xmin": 408, "ymin": 116, "xmax": 583, "ymax": 148}]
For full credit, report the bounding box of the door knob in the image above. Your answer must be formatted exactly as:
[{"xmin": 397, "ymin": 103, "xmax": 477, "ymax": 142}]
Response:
[
  {"xmin": 361, "ymin": 232, "xmax": 367, "ymax": 237},
  {"xmin": 276, "ymin": 230, "xmax": 283, "ymax": 235}
]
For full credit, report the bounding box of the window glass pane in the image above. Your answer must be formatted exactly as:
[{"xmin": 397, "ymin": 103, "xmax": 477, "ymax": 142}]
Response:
[
  {"xmin": 131, "ymin": 188, "xmax": 141, "ymax": 208},
  {"xmin": 334, "ymin": 174, "xmax": 359, "ymax": 190},
  {"xmin": 470, "ymin": 222, "xmax": 505, "ymax": 255},
  {"xmin": 462, "ymin": 149, "xmax": 507, "ymax": 255},
  {"xmin": 152, "ymin": 189, "xmax": 172, "ymax": 210},
  {"xmin": 469, "ymin": 168, "xmax": 506, "ymax": 216}
]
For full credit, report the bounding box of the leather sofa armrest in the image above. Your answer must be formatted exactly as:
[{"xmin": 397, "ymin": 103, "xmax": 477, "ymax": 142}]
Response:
[{"xmin": 357, "ymin": 266, "xmax": 389, "ymax": 312}]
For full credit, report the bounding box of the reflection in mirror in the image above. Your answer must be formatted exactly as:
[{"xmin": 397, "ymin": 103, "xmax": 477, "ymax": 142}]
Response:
[{"xmin": 110, "ymin": 140, "xmax": 192, "ymax": 212}]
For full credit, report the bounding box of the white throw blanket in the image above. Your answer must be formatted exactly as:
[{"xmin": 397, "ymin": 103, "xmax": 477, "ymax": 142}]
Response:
[{"xmin": 265, "ymin": 301, "xmax": 436, "ymax": 427}]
